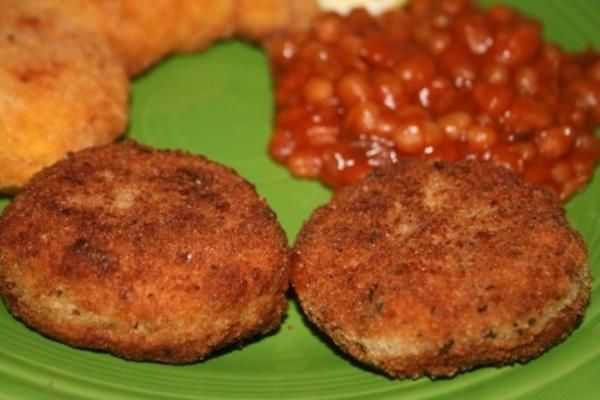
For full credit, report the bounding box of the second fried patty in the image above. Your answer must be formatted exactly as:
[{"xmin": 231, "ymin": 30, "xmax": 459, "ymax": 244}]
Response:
[
  {"xmin": 291, "ymin": 160, "xmax": 590, "ymax": 378},
  {"xmin": 0, "ymin": 141, "xmax": 289, "ymax": 363}
]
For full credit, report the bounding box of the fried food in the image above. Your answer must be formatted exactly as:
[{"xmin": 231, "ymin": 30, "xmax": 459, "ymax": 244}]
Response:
[
  {"xmin": 0, "ymin": 0, "xmax": 128, "ymax": 194},
  {"xmin": 30, "ymin": 0, "xmax": 237, "ymax": 76},
  {"xmin": 0, "ymin": 142, "xmax": 290, "ymax": 363},
  {"xmin": 23, "ymin": 0, "xmax": 320, "ymax": 76},
  {"xmin": 0, "ymin": 0, "xmax": 320, "ymax": 193},
  {"xmin": 291, "ymin": 160, "xmax": 590, "ymax": 378},
  {"xmin": 236, "ymin": 0, "xmax": 320, "ymax": 41}
]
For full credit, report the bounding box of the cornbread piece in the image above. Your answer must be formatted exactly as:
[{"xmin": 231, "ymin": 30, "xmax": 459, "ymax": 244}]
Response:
[
  {"xmin": 0, "ymin": 142, "xmax": 289, "ymax": 363},
  {"xmin": 292, "ymin": 160, "xmax": 590, "ymax": 378}
]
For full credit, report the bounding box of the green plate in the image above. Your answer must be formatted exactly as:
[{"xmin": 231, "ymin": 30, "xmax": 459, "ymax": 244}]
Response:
[{"xmin": 1, "ymin": 1, "xmax": 599, "ymax": 398}]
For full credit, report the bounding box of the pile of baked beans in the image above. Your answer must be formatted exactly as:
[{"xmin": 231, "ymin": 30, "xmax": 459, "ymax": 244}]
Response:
[{"xmin": 267, "ymin": 0, "xmax": 600, "ymax": 200}]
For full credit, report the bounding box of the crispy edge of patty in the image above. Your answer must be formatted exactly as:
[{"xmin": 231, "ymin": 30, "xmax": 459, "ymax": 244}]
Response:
[
  {"xmin": 0, "ymin": 141, "xmax": 290, "ymax": 363},
  {"xmin": 291, "ymin": 159, "xmax": 591, "ymax": 378}
]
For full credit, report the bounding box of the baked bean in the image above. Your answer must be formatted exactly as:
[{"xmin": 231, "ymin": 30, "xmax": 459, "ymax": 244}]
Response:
[
  {"xmin": 473, "ymin": 83, "xmax": 513, "ymax": 118},
  {"xmin": 337, "ymin": 72, "xmax": 372, "ymax": 107},
  {"xmin": 509, "ymin": 142, "xmax": 537, "ymax": 163},
  {"xmin": 410, "ymin": 0, "xmax": 433, "ymax": 18},
  {"xmin": 536, "ymin": 126, "xmax": 573, "ymax": 159},
  {"xmin": 346, "ymin": 102, "xmax": 381, "ymax": 134},
  {"xmin": 360, "ymin": 34, "xmax": 395, "ymax": 68},
  {"xmin": 393, "ymin": 118, "xmax": 428, "ymax": 154},
  {"xmin": 422, "ymin": 77, "xmax": 456, "ymax": 114},
  {"xmin": 438, "ymin": 0, "xmax": 469, "ymax": 16},
  {"xmin": 269, "ymin": 129, "xmax": 296, "ymax": 162},
  {"xmin": 492, "ymin": 147, "xmax": 523, "ymax": 173},
  {"xmin": 506, "ymin": 97, "xmax": 552, "ymax": 132},
  {"xmin": 380, "ymin": 10, "xmax": 411, "ymax": 44},
  {"xmin": 338, "ymin": 35, "xmax": 361, "ymax": 57},
  {"xmin": 423, "ymin": 121, "xmax": 444, "ymax": 146},
  {"xmin": 542, "ymin": 43, "xmax": 562, "ymax": 72},
  {"xmin": 514, "ymin": 66, "xmax": 539, "ymax": 96},
  {"xmin": 395, "ymin": 54, "xmax": 436, "ymax": 93},
  {"xmin": 570, "ymin": 154, "xmax": 596, "ymax": 177},
  {"xmin": 482, "ymin": 63, "xmax": 510, "ymax": 85},
  {"xmin": 346, "ymin": 8, "xmax": 376, "ymax": 32},
  {"xmin": 375, "ymin": 110, "xmax": 400, "ymax": 138},
  {"xmin": 575, "ymin": 133, "xmax": 600, "ymax": 154},
  {"xmin": 312, "ymin": 13, "xmax": 343, "ymax": 43},
  {"xmin": 587, "ymin": 59, "xmax": 600, "ymax": 82},
  {"xmin": 287, "ymin": 148, "xmax": 322, "ymax": 178},
  {"xmin": 523, "ymin": 160, "xmax": 553, "ymax": 184},
  {"xmin": 438, "ymin": 111, "xmax": 472, "ymax": 141},
  {"xmin": 341, "ymin": 162, "xmax": 372, "ymax": 186},
  {"xmin": 487, "ymin": 5, "xmax": 515, "ymax": 26},
  {"xmin": 440, "ymin": 48, "xmax": 477, "ymax": 88},
  {"xmin": 304, "ymin": 77, "xmax": 334, "ymax": 105},
  {"xmin": 455, "ymin": 15, "xmax": 493, "ymax": 55},
  {"xmin": 561, "ymin": 179, "xmax": 582, "ymax": 201},
  {"xmin": 491, "ymin": 22, "xmax": 541, "ymax": 67},
  {"xmin": 267, "ymin": 37, "xmax": 298, "ymax": 66},
  {"xmin": 467, "ymin": 124, "xmax": 498, "ymax": 151},
  {"xmin": 551, "ymin": 161, "xmax": 573, "ymax": 184},
  {"xmin": 305, "ymin": 125, "xmax": 340, "ymax": 146},
  {"xmin": 267, "ymin": 0, "xmax": 600, "ymax": 200},
  {"xmin": 428, "ymin": 32, "xmax": 452, "ymax": 55},
  {"xmin": 372, "ymin": 73, "xmax": 407, "ymax": 111}
]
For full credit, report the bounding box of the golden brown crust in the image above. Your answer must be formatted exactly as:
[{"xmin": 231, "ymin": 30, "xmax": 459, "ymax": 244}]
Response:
[
  {"xmin": 0, "ymin": 0, "xmax": 320, "ymax": 192},
  {"xmin": 18, "ymin": 0, "xmax": 319, "ymax": 77},
  {"xmin": 291, "ymin": 159, "xmax": 590, "ymax": 378},
  {"xmin": 0, "ymin": 0, "xmax": 128, "ymax": 193},
  {"xmin": 0, "ymin": 141, "xmax": 290, "ymax": 363},
  {"xmin": 48, "ymin": 0, "xmax": 237, "ymax": 76},
  {"xmin": 236, "ymin": 0, "xmax": 320, "ymax": 42}
]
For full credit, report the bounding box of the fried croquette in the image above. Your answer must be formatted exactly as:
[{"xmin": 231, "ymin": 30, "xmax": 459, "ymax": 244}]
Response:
[
  {"xmin": 0, "ymin": 141, "xmax": 290, "ymax": 363},
  {"xmin": 6, "ymin": 0, "xmax": 321, "ymax": 77},
  {"xmin": 26, "ymin": 0, "xmax": 237, "ymax": 76},
  {"xmin": 236, "ymin": 0, "xmax": 320, "ymax": 41},
  {"xmin": 0, "ymin": 0, "xmax": 320, "ymax": 193},
  {"xmin": 0, "ymin": 0, "xmax": 128, "ymax": 194},
  {"xmin": 291, "ymin": 160, "xmax": 590, "ymax": 378}
]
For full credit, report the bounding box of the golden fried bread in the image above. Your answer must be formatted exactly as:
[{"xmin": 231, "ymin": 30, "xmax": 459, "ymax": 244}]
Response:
[
  {"xmin": 0, "ymin": 142, "xmax": 289, "ymax": 363},
  {"xmin": 292, "ymin": 160, "xmax": 590, "ymax": 378}
]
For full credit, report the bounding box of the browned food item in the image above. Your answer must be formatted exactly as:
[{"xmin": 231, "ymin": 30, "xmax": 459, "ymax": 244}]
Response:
[
  {"xmin": 0, "ymin": 142, "xmax": 289, "ymax": 363},
  {"xmin": 236, "ymin": 0, "xmax": 320, "ymax": 41},
  {"xmin": 13, "ymin": 0, "xmax": 321, "ymax": 77},
  {"xmin": 30, "ymin": 0, "xmax": 237, "ymax": 76},
  {"xmin": 0, "ymin": 0, "xmax": 128, "ymax": 194},
  {"xmin": 0, "ymin": 0, "xmax": 320, "ymax": 194},
  {"xmin": 291, "ymin": 159, "xmax": 590, "ymax": 378},
  {"xmin": 268, "ymin": 0, "xmax": 600, "ymax": 200}
]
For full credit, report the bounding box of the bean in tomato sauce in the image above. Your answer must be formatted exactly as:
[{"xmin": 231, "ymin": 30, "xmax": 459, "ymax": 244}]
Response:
[{"xmin": 266, "ymin": 0, "xmax": 600, "ymax": 201}]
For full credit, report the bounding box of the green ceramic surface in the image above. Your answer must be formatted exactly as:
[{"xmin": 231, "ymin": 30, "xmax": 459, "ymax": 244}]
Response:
[{"xmin": 1, "ymin": 1, "xmax": 599, "ymax": 398}]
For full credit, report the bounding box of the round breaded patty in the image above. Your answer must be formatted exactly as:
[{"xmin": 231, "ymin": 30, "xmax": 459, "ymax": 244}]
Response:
[
  {"xmin": 291, "ymin": 160, "xmax": 590, "ymax": 378},
  {"xmin": 0, "ymin": 141, "xmax": 289, "ymax": 363}
]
